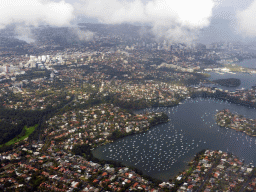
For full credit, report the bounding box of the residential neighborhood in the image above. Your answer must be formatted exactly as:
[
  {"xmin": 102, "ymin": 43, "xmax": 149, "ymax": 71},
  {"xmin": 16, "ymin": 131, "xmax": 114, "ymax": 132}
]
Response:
[
  {"xmin": 215, "ymin": 109, "xmax": 256, "ymax": 136},
  {"xmin": 1, "ymin": 23, "xmax": 256, "ymax": 191}
]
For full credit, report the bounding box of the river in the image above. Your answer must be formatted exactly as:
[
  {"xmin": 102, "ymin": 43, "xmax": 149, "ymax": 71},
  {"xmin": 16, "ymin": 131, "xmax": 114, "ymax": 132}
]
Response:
[{"xmin": 93, "ymin": 97, "xmax": 256, "ymax": 181}]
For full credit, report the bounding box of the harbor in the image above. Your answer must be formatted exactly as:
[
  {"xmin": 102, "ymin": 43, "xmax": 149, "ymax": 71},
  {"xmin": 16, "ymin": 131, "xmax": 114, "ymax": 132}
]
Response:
[{"xmin": 93, "ymin": 97, "xmax": 256, "ymax": 181}]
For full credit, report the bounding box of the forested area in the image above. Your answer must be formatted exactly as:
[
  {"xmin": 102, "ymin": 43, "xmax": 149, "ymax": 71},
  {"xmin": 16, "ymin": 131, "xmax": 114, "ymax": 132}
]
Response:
[
  {"xmin": 148, "ymin": 113, "xmax": 169, "ymax": 127},
  {"xmin": 0, "ymin": 96, "xmax": 73, "ymax": 146},
  {"xmin": 212, "ymin": 78, "xmax": 241, "ymax": 87},
  {"xmin": 0, "ymin": 108, "xmax": 41, "ymax": 145},
  {"xmin": 0, "ymin": 121, "xmax": 24, "ymax": 144}
]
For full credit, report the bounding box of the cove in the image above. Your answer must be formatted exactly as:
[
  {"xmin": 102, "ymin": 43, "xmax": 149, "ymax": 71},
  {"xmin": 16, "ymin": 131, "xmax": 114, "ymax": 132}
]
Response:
[{"xmin": 93, "ymin": 97, "xmax": 256, "ymax": 181}]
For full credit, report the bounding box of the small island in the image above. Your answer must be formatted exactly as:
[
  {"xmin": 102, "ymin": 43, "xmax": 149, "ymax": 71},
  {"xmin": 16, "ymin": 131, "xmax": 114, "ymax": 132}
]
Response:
[
  {"xmin": 215, "ymin": 109, "xmax": 256, "ymax": 136},
  {"xmin": 212, "ymin": 78, "xmax": 241, "ymax": 87}
]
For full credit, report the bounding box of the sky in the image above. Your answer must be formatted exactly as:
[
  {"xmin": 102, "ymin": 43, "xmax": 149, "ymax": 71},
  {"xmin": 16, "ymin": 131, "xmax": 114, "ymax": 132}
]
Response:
[{"xmin": 1, "ymin": 0, "xmax": 256, "ymax": 44}]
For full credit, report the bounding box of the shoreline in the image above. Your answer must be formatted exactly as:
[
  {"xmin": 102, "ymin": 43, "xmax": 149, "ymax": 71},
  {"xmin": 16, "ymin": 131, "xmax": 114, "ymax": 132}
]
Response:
[
  {"xmin": 91, "ymin": 95, "xmax": 256, "ymax": 183},
  {"xmin": 215, "ymin": 109, "xmax": 256, "ymax": 137}
]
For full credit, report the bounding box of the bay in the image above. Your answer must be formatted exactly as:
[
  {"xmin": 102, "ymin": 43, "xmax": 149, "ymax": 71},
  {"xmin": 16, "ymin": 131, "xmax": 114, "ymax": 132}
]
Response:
[
  {"xmin": 207, "ymin": 72, "xmax": 256, "ymax": 91},
  {"xmin": 238, "ymin": 58, "xmax": 256, "ymax": 69},
  {"xmin": 93, "ymin": 97, "xmax": 256, "ymax": 181}
]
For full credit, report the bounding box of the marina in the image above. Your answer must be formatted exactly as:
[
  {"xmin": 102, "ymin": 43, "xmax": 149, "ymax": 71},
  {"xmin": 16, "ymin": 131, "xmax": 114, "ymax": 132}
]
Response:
[{"xmin": 93, "ymin": 97, "xmax": 256, "ymax": 181}]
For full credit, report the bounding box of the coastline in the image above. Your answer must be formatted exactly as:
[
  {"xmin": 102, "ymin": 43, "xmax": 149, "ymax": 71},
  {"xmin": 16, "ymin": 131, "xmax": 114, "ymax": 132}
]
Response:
[
  {"xmin": 215, "ymin": 109, "xmax": 256, "ymax": 137},
  {"xmin": 92, "ymin": 94, "xmax": 256, "ymax": 183}
]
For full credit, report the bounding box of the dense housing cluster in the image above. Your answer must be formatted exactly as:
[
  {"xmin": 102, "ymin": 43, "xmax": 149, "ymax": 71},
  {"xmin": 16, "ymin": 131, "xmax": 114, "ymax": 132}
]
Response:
[{"xmin": 1, "ymin": 24, "xmax": 256, "ymax": 191}]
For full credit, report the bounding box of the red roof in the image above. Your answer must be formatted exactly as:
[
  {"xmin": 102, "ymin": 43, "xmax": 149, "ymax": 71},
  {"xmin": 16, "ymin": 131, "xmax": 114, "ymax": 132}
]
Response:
[
  {"xmin": 93, "ymin": 179, "xmax": 98, "ymax": 183},
  {"xmin": 133, "ymin": 182, "xmax": 139, "ymax": 187}
]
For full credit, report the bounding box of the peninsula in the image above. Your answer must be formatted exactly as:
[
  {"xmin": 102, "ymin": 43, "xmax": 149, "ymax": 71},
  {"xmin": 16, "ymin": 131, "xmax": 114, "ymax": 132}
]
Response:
[
  {"xmin": 212, "ymin": 78, "xmax": 241, "ymax": 87},
  {"xmin": 215, "ymin": 109, "xmax": 256, "ymax": 136}
]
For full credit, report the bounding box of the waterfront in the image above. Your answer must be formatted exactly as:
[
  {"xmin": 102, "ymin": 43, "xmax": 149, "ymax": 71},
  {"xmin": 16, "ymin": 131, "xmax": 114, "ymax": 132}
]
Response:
[
  {"xmin": 93, "ymin": 97, "xmax": 256, "ymax": 181},
  {"xmin": 207, "ymin": 72, "xmax": 256, "ymax": 91},
  {"xmin": 204, "ymin": 58, "xmax": 256, "ymax": 91}
]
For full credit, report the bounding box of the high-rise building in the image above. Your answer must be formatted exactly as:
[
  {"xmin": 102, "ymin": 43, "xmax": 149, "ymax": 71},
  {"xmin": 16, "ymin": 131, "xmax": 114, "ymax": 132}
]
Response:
[
  {"xmin": 50, "ymin": 72, "xmax": 54, "ymax": 79},
  {"xmin": 30, "ymin": 55, "xmax": 37, "ymax": 61},
  {"xmin": 5, "ymin": 65, "xmax": 8, "ymax": 73},
  {"xmin": 42, "ymin": 55, "xmax": 46, "ymax": 62}
]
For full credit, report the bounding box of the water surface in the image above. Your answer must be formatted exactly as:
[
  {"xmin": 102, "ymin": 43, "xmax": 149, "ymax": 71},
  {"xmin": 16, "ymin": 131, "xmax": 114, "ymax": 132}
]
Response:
[
  {"xmin": 207, "ymin": 72, "xmax": 256, "ymax": 91},
  {"xmin": 93, "ymin": 98, "xmax": 256, "ymax": 181},
  {"xmin": 238, "ymin": 58, "xmax": 256, "ymax": 69}
]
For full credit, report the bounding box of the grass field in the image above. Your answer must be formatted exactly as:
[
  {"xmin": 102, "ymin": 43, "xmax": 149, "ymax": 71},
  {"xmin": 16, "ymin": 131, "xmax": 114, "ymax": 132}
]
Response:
[{"xmin": 0, "ymin": 124, "xmax": 38, "ymax": 147}]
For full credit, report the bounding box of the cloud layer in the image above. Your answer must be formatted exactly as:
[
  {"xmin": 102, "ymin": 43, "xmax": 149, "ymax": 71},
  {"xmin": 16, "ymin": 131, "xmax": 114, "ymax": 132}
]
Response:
[
  {"xmin": 76, "ymin": 0, "xmax": 215, "ymax": 43},
  {"xmin": 77, "ymin": 0, "xmax": 214, "ymax": 28},
  {"xmin": 2, "ymin": 0, "xmax": 256, "ymax": 44},
  {"xmin": 0, "ymin": 0, "xmax": 74, "ymax": 29},
  {"xmin": 237, "ymin": 1, "xmax": 256, "ymax": 37}
]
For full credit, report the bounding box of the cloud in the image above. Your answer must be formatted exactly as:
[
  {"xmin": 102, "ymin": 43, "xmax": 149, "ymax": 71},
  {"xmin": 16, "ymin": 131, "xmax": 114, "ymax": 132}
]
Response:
[
  {"xmin": 76, "ymin": 0, "xmax": 214, "ymax": 28},
  {"xmin": 0, "ymin": 0, "xmax": 74, "ymax": 29},
  {"xmin": 76, "ymin": 0, "xmax": 215, "ymax": 44},
  {"xmin": 152, "ymin": 25, "xmax": 199, "ymax": 44},
  {"xmin": 237, "ymin": 0, "xmax": 256, "ymax": 37},
  {"xmin": 71, "ymin": 27, "xmax": 94, "ymax": 41},
  {"xmin": 14, "ymin": 25, "xmax": 36, "ymax": 43}
]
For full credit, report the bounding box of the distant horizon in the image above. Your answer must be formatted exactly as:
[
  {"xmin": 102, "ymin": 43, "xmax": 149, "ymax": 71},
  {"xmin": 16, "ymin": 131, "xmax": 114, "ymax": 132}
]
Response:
[{"xmin": 2, "ymin": 0, "xmax": 256, "ymax": 44}]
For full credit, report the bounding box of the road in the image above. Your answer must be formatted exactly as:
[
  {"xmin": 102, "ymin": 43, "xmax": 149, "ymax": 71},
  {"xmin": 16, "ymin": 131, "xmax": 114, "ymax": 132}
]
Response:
[
  {"xmin": 196, "ymin": 158, "xmax": 220, "ymax": 192},
  {"xmin": 239, "ymin": 169, "xmax": 255, "ymax": 192}
]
